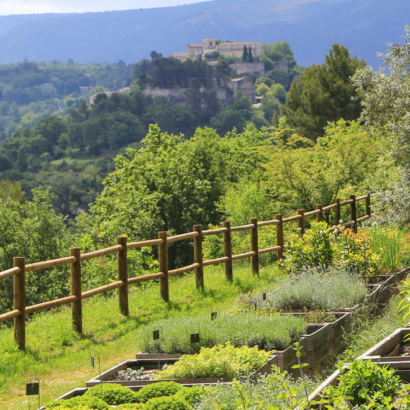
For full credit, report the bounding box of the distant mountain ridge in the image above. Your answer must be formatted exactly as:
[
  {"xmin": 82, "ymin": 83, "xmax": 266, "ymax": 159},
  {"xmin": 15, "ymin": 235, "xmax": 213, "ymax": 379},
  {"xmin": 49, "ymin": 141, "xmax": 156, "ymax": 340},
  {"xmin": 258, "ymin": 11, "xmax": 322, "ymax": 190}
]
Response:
[{"xmin": 0, "ymin": 0, "xmax": 408, "ymax": 67}]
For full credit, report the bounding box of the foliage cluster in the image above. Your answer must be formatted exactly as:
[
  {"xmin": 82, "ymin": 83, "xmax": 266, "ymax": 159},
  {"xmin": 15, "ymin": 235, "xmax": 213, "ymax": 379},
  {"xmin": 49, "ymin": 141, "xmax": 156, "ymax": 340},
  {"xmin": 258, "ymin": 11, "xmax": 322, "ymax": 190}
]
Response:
[
  {"xmin": 0, "ymin": 59, "xmax": 136, "ymax": 139},
  {"xmin": 320, "ymin": 359, "xmax": 406, "ymax": 409},
  {"xmin": 154, "ymin": 343, "xmax": 272, "ymax": 380},
  {"xmin": 194, "ymin": 368, "xmax": 318, "ymax": 410},
  {"xmin": 139, "ymin": 313, "xmax": 306, "ymax": 353},
  {"xmin": 67, "ymin": 382, "xmax": 203, "ymax": 410},
  {"xmin": 282, "ymin": 222, "xmax": 383, "ymax": 276},
  {"xmin": 282, "ymin": 44, "xmax": 365, "ymax": 140}
]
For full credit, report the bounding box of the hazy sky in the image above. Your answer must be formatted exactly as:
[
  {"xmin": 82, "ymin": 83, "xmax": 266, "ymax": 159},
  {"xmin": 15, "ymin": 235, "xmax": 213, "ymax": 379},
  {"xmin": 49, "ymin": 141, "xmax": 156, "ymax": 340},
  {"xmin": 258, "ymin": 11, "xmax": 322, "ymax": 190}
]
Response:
[{"xmin": 0, "ymin": 0, "xmax": 209, "ymax": 15}]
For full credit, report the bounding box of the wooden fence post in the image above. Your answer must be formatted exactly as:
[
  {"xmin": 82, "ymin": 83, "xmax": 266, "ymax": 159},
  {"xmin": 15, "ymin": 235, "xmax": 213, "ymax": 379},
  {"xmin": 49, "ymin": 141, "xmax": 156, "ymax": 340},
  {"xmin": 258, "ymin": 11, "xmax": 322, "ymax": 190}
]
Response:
[
  {"xmin": 316, "ymin": 204, "xmax": 323, "ymax": 223},
  {"xmin": 193, "ymin": 225, "xmax": 204, "ymax": 289},
  {"xmin": 158, "ymin": 232, "xmax": 169, "ymax": 302},
  {"xmin": 366, "ymin": 194, "xmax": 371, "ymax": 218},
  {"xmin": 250, "ymin": 218, "xmax": 259, "ymax": 276},
  {"xmin": 223, "ymin": 221, "xmax": 233, "ymax": 281},
  {"xmin": 14, "ymin": 257, "xmax": 25, "ymax": 350},
  {"xmin": 350, "ymin": 195, "xmax": 357, "ymax": 233},
  {"xmin": 117, "ymin": 236, "xmax": 128, "ymax": 316},
  {"xmin": 71, "ymin": 248, "xmax": 82, "ymax": 334},
  {"xmin": 298, "ymin": 209, "xmax": 305, "ymax": 236},
  {"xmin": 334, "ymin": 199, "xmax": 341, "ymax": 226},
  {"xmin": 276, "ymin": 214, "xmax": 284, "ymax": 261}
]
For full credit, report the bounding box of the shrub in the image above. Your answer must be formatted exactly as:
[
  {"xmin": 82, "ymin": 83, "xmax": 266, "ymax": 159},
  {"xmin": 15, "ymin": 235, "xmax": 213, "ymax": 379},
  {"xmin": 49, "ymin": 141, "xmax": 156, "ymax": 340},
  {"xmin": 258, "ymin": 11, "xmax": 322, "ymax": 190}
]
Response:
[
  {"xmin": 139, "ymin": 314, "xmax": 306, "ymax": 353},
  {"xmin": 153, "ymin": 343, "xmax": 272, "ymax": 380},
  {"xmin": 262, "ymin": 268, "xmax": 367, "ymax": 310},
  {"xmin": 282, "ymin": 222, "xmax": 333, "ymax": 273},
  {"xmin": 195, "ymin": 370, "xmax": 317, "ymax": 409},
  {"xmin": 145, "ymin": 395, "xmax": 190, "ymax": 410},
  {"xmin": 137, "ymin": 382, "xmax": 183, "ymax": 403},
  {"xmin": 175, "ymin": 386, "xmax": 204, "ymax": 405},
  {"xmin": 335, "ymin": 227, "xmax": 382, "ymax": 275},
  {"xmin": 117, "ymin": 404, "xmax": 146, "ymax": 410},
  {"xmin": 327, "ymin": 360, "xmax": 401, "ymax": 406},
  {"xmin": 84, "ymin": 384, "xmax": 139, "ymax": 405},
  {"xmin": 44, "ymin": 396, "xmax": 110, "ymax": 409}
]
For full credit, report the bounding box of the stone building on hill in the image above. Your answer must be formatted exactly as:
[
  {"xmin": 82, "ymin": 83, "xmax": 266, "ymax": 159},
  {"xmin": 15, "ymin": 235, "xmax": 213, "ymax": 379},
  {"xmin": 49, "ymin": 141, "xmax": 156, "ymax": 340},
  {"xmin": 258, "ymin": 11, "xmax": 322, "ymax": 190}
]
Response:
[{"xmin": 172, "ymin": 38, "xmax": 261, "ymax": 62}]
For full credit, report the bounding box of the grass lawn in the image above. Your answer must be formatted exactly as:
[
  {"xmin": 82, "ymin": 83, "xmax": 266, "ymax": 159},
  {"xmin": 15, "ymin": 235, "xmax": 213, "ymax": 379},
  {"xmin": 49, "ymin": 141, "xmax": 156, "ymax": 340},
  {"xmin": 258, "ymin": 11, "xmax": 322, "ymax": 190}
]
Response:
[{"xmin": 0, "ymin": 262, "xmax": 284, "ymax": 410}]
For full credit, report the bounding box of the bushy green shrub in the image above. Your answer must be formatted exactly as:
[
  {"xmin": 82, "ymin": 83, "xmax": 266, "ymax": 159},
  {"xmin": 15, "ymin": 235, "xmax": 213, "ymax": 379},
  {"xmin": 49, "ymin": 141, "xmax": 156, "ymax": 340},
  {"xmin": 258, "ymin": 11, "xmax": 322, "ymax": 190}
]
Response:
[
  {"xmin": 175, "ymin": 386, "xmax": 204, "ymax": 405},
  {"xmin": 329, "ymin": 360, "xmax": 401, "ymax": 406},
  {"xmin": 145, "ymin": 395, "xmax": 190, "ymax": 410},
  {"xmin": 50, "ymin": 406, "xmax": 91, "ymax": 410},
  {"xmin": 44, "ymin": 396, "xmax": 110, "ymax": 409},
  {"xmin": 84, "ymin": 384, "xmax": 139, "ymax": 405},
  {"xmin": 117, "ymin": 404, "xmax": 146, "ymax": 410},
  {"xmin": 153, "ymin": 343, "xmax": 272, "ymax": 380},
  {"xmin": 282, "ymin": 222, "xmax": 333, "ymax": 273},
  {"xmin": 139, "ymin": 313, "xmax": 306, "ymax": 354},
  {"xmin": 137, "ymin": 382, "xmax": 183, "ymax": 403}
]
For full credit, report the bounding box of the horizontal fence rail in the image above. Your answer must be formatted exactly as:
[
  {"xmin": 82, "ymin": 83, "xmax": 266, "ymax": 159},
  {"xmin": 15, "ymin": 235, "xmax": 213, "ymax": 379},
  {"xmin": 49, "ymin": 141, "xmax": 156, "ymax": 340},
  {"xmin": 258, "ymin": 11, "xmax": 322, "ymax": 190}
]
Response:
[{"xmin": 0, "ymin": 193, "xmax": 372, "ymax": 349}]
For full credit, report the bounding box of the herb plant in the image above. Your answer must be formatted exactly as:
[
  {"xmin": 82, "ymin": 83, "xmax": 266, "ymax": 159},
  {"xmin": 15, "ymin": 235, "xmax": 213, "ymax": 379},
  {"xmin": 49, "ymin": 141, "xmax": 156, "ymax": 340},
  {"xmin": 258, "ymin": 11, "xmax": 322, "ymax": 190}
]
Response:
[
  {"xmin": 137, "ymin": 382, "xmax": 183, "ymax": 403},
  {"xmin": 153, "ymin": 343, "xmax": 272, "ymax": 380},
  {"xmin": 84, "ymin": 383, "xmax": 139, "ymax": 405},
  {"xmin": 145, "ymin": 395, "xmax": 190, "ymax": 410},
  {"xmin": 260, "ymin": 268, "xmax": 367, "ymax": 310},
  {"xmin": 139, "ymin": 314, "xmax": 306, "ymax": 354},
  {"xmin": 44, "ymin": 396, "xmax": 110, "ymax": 409},
  {"xmin": 327, "ymin": 359, "xmax": 401, "ymax": 407}
]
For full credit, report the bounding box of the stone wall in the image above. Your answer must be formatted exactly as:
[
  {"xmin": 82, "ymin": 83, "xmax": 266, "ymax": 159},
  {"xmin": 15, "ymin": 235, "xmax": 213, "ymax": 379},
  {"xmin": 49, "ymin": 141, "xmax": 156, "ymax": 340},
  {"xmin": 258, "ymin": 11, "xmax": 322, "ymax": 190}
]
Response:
[{"xmin": 230, "ymin": 62, "xmax": 265, "ymax": 75}]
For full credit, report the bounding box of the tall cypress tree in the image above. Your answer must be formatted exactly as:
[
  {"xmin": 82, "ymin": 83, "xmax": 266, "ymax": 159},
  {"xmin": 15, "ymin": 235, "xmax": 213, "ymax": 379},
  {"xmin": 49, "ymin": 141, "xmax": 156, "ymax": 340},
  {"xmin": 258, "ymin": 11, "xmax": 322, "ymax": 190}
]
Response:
[
  {"xmin": 248, "ymin": 47, "xmax": 253, "ymax": 63},
  {"xmin": 242, "ymin": 46, "xmax": 248, "ymax": 62}
]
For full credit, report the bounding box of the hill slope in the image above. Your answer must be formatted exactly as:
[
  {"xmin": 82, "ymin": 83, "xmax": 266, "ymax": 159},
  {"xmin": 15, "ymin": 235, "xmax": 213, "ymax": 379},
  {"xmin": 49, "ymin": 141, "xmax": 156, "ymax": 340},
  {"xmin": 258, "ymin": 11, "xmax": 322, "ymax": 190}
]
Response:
[{"xmin": 0, "ymin": 0, "xmax": 408, "ymax": 67}]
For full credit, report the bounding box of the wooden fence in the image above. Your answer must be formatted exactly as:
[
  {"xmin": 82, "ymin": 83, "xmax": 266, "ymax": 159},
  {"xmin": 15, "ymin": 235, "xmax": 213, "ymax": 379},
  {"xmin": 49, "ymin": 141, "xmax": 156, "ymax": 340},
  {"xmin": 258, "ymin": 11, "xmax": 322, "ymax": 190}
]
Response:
[{"xmin": 0, "ymin": 194, "xmax": 372, "ymax": 350}]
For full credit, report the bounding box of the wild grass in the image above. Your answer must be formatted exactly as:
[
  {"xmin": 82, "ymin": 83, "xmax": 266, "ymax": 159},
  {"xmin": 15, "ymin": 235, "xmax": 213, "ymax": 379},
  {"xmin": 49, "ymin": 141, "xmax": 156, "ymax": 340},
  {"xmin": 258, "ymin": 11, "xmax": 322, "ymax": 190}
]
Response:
[
  {"xmin": 139, "ymin": 313, "xmax": 307, "ymax": 354},
  {"xmin": 242, "ymin": 268, "xmax": 368, "ymax": 311},
  {"xmin": 344, "ymin": 295, "xmax": 404, "ymax": 359},
  {"xmin": 0, "ymin": 262, "xmax": 284, "ymax": 410}
]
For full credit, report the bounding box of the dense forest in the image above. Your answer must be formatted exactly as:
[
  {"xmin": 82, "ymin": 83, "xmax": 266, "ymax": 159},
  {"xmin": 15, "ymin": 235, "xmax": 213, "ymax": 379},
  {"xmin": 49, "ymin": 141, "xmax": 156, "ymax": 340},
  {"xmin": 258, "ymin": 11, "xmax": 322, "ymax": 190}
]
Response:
[
  {"xmin": 0, "ymin": 41, "xmax": 308, "ymax": 216},
  {"xmin": 0, "ymin": 36, "xmax": 395, "ymax": 314}
]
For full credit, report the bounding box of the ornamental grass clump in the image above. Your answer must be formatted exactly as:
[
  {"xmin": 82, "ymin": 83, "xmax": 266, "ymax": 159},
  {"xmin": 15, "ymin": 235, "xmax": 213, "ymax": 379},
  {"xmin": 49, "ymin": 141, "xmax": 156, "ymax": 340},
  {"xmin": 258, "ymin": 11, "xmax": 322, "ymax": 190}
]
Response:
[
  {"xmin": 139, "ymin": 314, "xmax": 306, "ymax": 353},
  {"xmin": 265, "ymin": 268, "xmax": 367, "ymax": 311},
  {"xmin": 153, "ymin": 343, "xmax": 272, "ymax": 380}
]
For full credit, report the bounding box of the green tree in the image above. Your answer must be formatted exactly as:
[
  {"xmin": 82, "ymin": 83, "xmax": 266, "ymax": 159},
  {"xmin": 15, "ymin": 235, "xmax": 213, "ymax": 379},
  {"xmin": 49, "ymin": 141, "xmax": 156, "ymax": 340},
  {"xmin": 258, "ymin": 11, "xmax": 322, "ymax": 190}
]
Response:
[
  {"xmin": 87, "ymin": 125, "xmax": 268, "ymax": 266},
  {"xmin": 248, "ymin": 47, "xmax": 253, "ymax": 63},
  {"xmin": 353, "ymin": 27, "xmax": 410, "ymax": 225},
  {"xmin": 242, "ymin": 46, "xmax": 248, "ymax": 62},
  {"xmin": 281, "ymin": 44, "xmax": 365, "ymax": 140},
  {"xmin": 0, "ymin": 188, "xmax": 71, "ymax": 313}
]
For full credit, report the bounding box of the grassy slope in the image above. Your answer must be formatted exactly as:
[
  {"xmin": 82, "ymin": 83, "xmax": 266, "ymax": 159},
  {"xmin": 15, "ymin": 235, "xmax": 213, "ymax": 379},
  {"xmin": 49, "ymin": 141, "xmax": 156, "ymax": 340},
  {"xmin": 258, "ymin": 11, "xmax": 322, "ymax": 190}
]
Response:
[{"xmin": 0, "ymin": 262, "xmax": 284, "ymax": 410}]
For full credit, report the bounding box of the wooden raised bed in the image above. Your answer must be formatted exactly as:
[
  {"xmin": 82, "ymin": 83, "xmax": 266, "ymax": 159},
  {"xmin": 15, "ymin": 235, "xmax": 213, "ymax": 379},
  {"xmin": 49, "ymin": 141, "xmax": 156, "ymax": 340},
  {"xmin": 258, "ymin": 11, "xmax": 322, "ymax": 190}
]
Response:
[
  {"xmin": 359, "ymin": 327, "xmax": 410, "ymax": 381},
  {"xmin": 86, "ymin": 355, "xmax": 278, "ymax": 388}
]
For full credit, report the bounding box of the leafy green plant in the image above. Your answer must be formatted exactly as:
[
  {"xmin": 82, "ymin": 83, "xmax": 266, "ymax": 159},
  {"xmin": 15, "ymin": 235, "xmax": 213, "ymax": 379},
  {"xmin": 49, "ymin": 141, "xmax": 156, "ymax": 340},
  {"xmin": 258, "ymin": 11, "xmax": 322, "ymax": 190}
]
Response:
[
  {"xmin": 153, "ymin": 343, "xmax": 272, "ymax": 380},
  {"xmin": 137, "ymin": 382, "xmax": 183, "ymax": 403},
  {"xmin": 44, "ymin": 396, "xmax": 110, "ymax": 409},
  {"xmin": 194, "ymin": 368, "xmax": 318, "ymax": 409},
  {"xmin": 145, "ymin": 395, "xmax": 189, "ymax": 410},
  {"xmin": 303, "ymin": 310, "xmax": 337, "ymax": 324},
  {"xmin": 328, "ymin": 359, "xmax": 401, "ymax": 407},
  {"xmin": 117, "ymin": 405, "xmax": 146, "ymax": 410},
  {"xmin": 84, "ymin": 383, "xmax": 139, "ymax": 405},
  {"xmin": 175, "ymin": 386, "xmax": 204, "ymax": 406},
  {"xmin": 139, "ymin": 313, "xmax": 307, "ymax": 354},
  {"xmin": 282, "ymin": 222, "xmax": 334, "ymax": 273},
  {"xmin": 370, "ymin": 228, "xmax": 408, "ymax": 272},
  {"xmin": 334, "ymin": 227, "xmax": 382, "ymax": 276}
]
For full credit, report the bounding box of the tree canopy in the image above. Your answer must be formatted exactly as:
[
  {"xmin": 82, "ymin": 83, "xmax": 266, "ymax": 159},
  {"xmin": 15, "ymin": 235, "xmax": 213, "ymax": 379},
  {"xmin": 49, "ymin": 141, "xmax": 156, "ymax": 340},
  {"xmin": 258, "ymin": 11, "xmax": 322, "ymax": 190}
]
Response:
[{"xmin": 281, "ymin": 44, "xmax": 365, "ymax": 140}]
